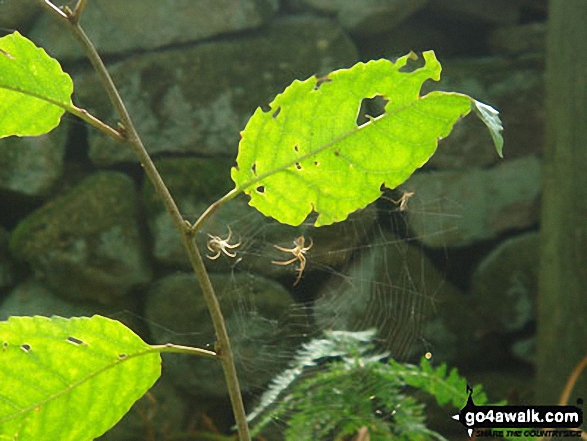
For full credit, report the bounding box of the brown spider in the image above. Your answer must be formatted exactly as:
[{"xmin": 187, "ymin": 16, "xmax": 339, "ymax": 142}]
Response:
[
  {"xmin": 386, "ymin": 191, "xmax": 415, "ymax": 212},
  {"xmin": 206, "ymin": 226, "xmax": 241, "ymax": 260},
  {"xmin": 272, "ymin": 236, "xmax": 313, "ymax": 286}
]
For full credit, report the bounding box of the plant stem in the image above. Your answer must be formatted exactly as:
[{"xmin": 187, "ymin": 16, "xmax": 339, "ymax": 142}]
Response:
[
  {"xmin": 192, "ymin": 188, "xmax": 239, "ymax": 233},
  {"xmin": 37, "ymin": 2, "xmax": 251, "ymax": 439},
  {"xmin": 70, "ymin": 0, "xmax": 88, "ymax": 23},
  {"xmin": 151, "ymin": 343, "xmax": 217, "ymax": 360},
  {"xmin": 68, "ymin": 104, "xmax": 124, "ymax": 142}
]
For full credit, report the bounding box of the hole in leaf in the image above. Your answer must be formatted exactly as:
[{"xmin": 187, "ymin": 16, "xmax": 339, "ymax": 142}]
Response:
[
  {"xmin": 295, "ymin": 163, "xmax": 302, "ymax": 170},
  {"xmin": 356, "ymin": 95, "xmax": 388, "ymax": 126},
  {"xmin": 398, "ymin": 52, "xmax": 421, "ymax": 72},
  {"xmin": 314, "ymin": 75, "xmax": 332, "ymax": 90},
  {"xmin": 294, "ymin": 145, "xmax": 299, "ymax": 152},
  {"xmin": 21, "ymin": 344, "xmax": 31, "ymax": 353},
  {"xmin": 67, "ymin": 336, "xmax": 85, "ymax": 345},
  {"xmin": 2, "ymin": 342, "xmax": 7, "ymax": 350},
  {"xmin": 272, "ymin": 107, "xmax": 281, "ymax": 119},
  {"xmin": 314, "ymin": 161, "xmax": 319, "ymax": 166},
  {"xmin": 256, "ymin": 186, "xmax": 265, "ymax": 194},
  {"xmin": 118, "ymin": 353, "xmax": 127, "ymax": 359},
  {"xmin": 251, "ymin": 163, "xmax": 257, "ymax": 176},
  {"xmin": 260, "ymin": 103, "xmax": 271, "ymax": 112}
]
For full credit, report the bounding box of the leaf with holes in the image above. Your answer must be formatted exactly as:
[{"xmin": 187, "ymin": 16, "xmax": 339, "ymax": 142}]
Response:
[
  {"xmin": 232, "ymin": 51, "xmax": 503, "ymax": 227},
  {"xmin": 0, "ymin": 31, "xmax": 74, "ymax": 138},
  {"xmin": 0, "ymin": 315, "xmax": 161, "ymax": 441}
]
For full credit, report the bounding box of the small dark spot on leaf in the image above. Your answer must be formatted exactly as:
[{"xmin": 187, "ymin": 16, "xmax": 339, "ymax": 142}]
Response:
[
  {"xmin": 67, "ymin": 336, "xmax": 85, "ymax": 345},
  {"xmin": 295, "ymin": 163, "xmax": 302, "ymax": 170},
  {"xmin": 118, "ymin": 353, "xmax": 127, "ymax": 359},
  {"xmin": 256, "ymin": 186, "xmax": 265, "ymax": 194},
  {"xmin": 314, "ymin": 161, "xmax": 319, "ymax": 166},
  {"xmin": 272, "ymin": 107, "xmax": 281, "ymax": 119},
  {"xmin": 21, "ymin": 344, "xmax": 31, "ymax": 353},
  {"xmin": 2, "ymin": 342, "xmax": 7, "ymax": 350},
  {"xmin": 251, "ymin": 163, "xmax": 257, "ymax": 176},
  {"xmin": 356, "ymin": 95, "xmax": 388, "ymax": 126},
  {"xmin": 314, "ymin": 75, "xmax": 332, "ymax": 90},
  {"xmin": 0, "ymin": 49, "xmax": 14, "ymax": 59},
  {"xmin": 334, "ymin": 151, "xmax": 340, "ymax": 157},
  {"xmin": 294, "ymin": 145, "xmax": 299, "ymax": 152}
]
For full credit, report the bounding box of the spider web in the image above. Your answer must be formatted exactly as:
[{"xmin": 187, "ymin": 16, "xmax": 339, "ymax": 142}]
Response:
[{"xmin": 132, "ymin": 185, "xmax": 465, "ymax": 437}]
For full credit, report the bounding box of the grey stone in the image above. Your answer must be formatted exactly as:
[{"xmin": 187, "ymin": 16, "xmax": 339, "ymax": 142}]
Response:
[
  {"xmin": 74, "ymin": 17, "xmax": 358, "ymax": 165},
  {"xmin": 400, "ymin": 156, "xmax": 541, "ymax": 248},
  {"xmin": 0, "ymin": 123, "xmax": 67, "ymax": 197},
  {"xmin": 428, "ymin": 56, "xmax": 544, "ymax": 168},
  {"xmin": 0, "ymin": 0, "xmax": 41, "ymax": 31},
  {"xmin": 0, "ymin": 279, "xmax": 94, "ymax": 320},
  {"xmin": 9, "ymin": 172, "xmax": 152, "ymax": 304},
  {"xmin": 29, "ymin": 0, "xmax": 278, "ymax": 59},
  {"xmin": 489, "ymin": 23, "xmax": 546, "ymax": 57},
  {"xmin": 428, "ymin": 0, "xmax": 520, "ymax": 25},
  {"xmin": 314, "ymin": 230, "xmax": 463, "ymax": 358},
  {"xmin": 143, "ymin": 158, "xmax": 376, "ymax": 282},
  {"xmin": 511, "ymin": 336, "xmax": 536, "ymax": 365},
  {"xmin": 145, "ymin": 272, "xmax": 310, "ymax": 397},
  {"xmin": 470, "ymin": 232, "xmax": 538, "ymax": 334},
  {"xmin": 412, "ymin": 233, "xmax": 539, "ymax": 367},
  {"xmin": 303, "ymin": 0, "xmax": 430, "ymax": 36}
]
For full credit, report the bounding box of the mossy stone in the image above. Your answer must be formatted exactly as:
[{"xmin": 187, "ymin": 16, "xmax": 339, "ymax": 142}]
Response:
[{"xmin": 10, "ymin": 172, "xmax": 151, "ymax": 304}]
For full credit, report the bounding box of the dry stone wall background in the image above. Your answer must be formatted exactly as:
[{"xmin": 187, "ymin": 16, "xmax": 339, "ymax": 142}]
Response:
[{"xmin": 0, "ymin": 0, "xmax": 547, "ymax": 438}]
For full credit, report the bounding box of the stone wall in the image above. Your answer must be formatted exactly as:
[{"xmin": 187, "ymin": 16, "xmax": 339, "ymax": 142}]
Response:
[{"xmin": 0, "ymin": 0, "xmax": 547, "ymax": 438}]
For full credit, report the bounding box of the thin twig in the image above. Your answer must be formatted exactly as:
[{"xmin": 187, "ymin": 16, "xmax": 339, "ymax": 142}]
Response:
[
  {"xmin": 558, "ymin": 355, "xmax": 587, "ymax": 405},
  {"xmin": 70, "ymin": 0, "xmax": 88, "ymax": 24},
  {"xmin": 151, "ymin": 343, "xmax": 217, "ymax": 360},
  {"xmin": 68, "ymin": 105, "xmax": 124, "ymax": 142},
  {"xmin": 39, "ymin": 0, "xmax": 67, "ymax": 19},
  {"xmin": 36, "ymin": 2, "xmax": 251, "ymax": 440},
  {"xmin": 192, "ymin": 188, "xmax": 239, "ymax": 233}
]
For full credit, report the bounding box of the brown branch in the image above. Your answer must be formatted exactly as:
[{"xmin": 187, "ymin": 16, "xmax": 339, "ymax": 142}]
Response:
[{"xmin": 36, "ymin": 2, "xmax": 251, "ymax": 439}]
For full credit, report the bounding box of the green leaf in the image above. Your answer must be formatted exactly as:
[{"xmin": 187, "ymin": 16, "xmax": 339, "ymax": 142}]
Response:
[
  {"xmin": 0, "ymin": 315, "xmax": 161, "ymax": 441},
  {"xmin": 0, "ymin": 31, "xmax": 74, "ymax": 138},
  {"xmin": 472, "ymin": 99, "xmax": 504, "ymax": 158},
  {"xmin": 232, "ymin": 51, "xmax": 498, "ymax": 227}
]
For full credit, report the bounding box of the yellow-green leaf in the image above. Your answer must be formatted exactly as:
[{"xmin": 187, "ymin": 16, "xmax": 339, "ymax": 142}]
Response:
[
  {"xmin": 232, "ymin": 51, "xmax": 502, "ymax": 227},
  {"xmin": 0, "ymin": 315, "xmax": 161, "ymax": 441},
  {"xmin": 0, "ymin": 31, "xmax": 73, "ymax": 138}
]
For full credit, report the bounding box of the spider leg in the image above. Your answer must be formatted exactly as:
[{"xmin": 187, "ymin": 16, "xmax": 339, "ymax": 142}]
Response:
[
  {"xmin": 207, "ymin": 250, "xmax": 221, "ymax": 260},
  {"xmin": 274, "ymin": 244, "xmax": 295, "ymax": 253},
  {"xmin": 223, "ymin": 249, "xmax": 237, "ymax": 258},
  {"xmin": 272, "ymin": 257, "xmax": 298, "ymax": 266}
]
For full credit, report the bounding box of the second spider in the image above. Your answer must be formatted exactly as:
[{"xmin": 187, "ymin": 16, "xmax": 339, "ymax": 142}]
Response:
[{"xmin": 272, "ymin": 236, "xmax": 313, "ymax": 286}]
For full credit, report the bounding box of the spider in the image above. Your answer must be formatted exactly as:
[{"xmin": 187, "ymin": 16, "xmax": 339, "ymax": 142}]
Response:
[
  {"xmin": 206, "ymin": 226, "xmax": 241, "ymax": 260},
  {"xmin": 272, "ymin": 236, "xmax": 313, "ymax": 286},
  {"xmin": 385, "ymin": 191, "xmax": 415, "ymax": 212}
]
